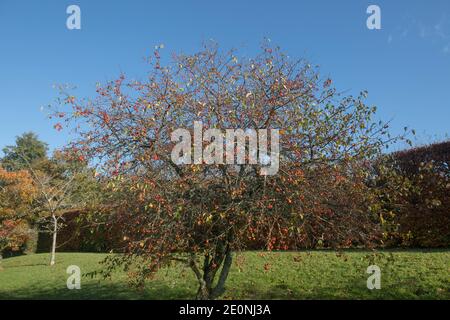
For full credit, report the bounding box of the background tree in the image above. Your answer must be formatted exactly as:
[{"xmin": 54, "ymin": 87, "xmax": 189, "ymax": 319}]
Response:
[
  {"xmin": 1, "ymin": 132, "xmax": 48, "ymax": 171},
  {"xmin": 54, "ymin": 42, "xmax": 404, "ymax": 299},
  {"xmin": 0, "ymin": 166, "xmax": 37, "ymax": 266},
  {"xmin": 0, "ymin": 132, "xmax": 49, "ymax": 254},
  {"xmin": 28, "ymin": 152, "xmax": 99, "ymax": 266}
]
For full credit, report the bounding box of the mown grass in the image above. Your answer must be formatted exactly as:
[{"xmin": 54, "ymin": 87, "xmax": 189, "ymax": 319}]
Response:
[{"xmin": 0, "ymin": 250, "xmax": 449, "ymax": 299}]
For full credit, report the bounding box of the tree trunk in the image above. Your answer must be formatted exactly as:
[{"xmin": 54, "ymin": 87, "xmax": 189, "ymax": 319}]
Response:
[
  {"xmin": 210, "ymin": 250, "xmax": 233, "ymax": 299},
  {"xmin": 196, "ymin": 279, "xmax": 212, "ymax": 300},
  {"xmin": 49, "ymin": 215, "xmax": 57, "ymax": 266},
  {"xmin": 191, "ymin": 247, "xmax": 233, "ymax": 300},
  {"xmin": 0, "ymin": 253, "xmax": 3, "ymax": 271}
]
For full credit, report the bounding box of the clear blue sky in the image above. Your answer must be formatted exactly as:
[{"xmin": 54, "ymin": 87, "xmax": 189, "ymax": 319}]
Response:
[{"xmin": 1, "ymin": 0, "xmax": 449, "ymax": 154}]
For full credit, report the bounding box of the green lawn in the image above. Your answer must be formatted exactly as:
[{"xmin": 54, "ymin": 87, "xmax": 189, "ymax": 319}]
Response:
[{"xmin": 0, "ymin": 250, "xmax": 449, "ymax": 299}]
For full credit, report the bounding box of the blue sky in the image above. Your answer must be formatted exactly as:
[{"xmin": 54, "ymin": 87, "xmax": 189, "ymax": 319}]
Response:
[{"xmin": 0, "ymin": 0, "xmax": 449, "ymax": 154}]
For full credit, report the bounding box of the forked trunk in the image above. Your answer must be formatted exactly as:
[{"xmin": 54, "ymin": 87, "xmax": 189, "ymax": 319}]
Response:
[
  {"xmin": 192, "ymin": 248, "xmax": 233, "ymax": 300},
  {"xmin": 196, "ymin": 280, "xmax": 212, "ymax": 300}
]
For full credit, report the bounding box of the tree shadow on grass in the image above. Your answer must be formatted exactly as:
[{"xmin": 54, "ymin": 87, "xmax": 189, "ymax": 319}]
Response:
[
  {"xmin": 3, "ymin": 263, "xmax": 48, "ymax": 268},
  {"xmin": 2, "ymin": 280, "xmax": 447, "ymax": 300},
  {"xmin": 0, "ymin": 281, "xmax": 195, "ymax": 300},
  {"xmin": 234, "ymin": 279, "xmax": 448, "ymax": 300}
]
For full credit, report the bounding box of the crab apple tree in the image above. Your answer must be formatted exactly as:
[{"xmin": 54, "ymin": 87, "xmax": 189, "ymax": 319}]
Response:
[{"xmin": 53, "ymin": 42, "xmax": 400, "ymax": 299}]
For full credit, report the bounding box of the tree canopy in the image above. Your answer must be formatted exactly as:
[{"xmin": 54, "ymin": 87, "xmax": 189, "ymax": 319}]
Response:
[
  {"xmin": 1, "ymin": 132, "xmax": 48, "ymax": 171},
  {"xmin": 52, "ymin": 42, "xmax": 404, "ymax": 299}
]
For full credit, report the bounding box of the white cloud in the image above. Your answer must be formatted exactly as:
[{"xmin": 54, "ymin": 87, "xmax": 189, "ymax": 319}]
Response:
[
  {"xmin": 387, "ymin": 34, "xmax": 393, "ymax": 44},
  {"xmin": 393, "ymin": 13, "xmax": 450, "ymax": 55}
]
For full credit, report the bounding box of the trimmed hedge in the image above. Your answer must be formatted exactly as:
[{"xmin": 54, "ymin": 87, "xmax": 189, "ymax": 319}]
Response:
[
  {"xmin": 380, "ymin": 141, "xmax": 450, "ymax": 247},
  {"xmin": 36, "ymin": 210, "xmax": 125, "ymax": 253}
]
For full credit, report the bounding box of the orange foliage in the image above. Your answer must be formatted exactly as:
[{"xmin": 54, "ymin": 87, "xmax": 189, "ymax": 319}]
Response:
[{"xmin": 0, "ymin": 166, "xmax": 37, "ymax": 254}]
